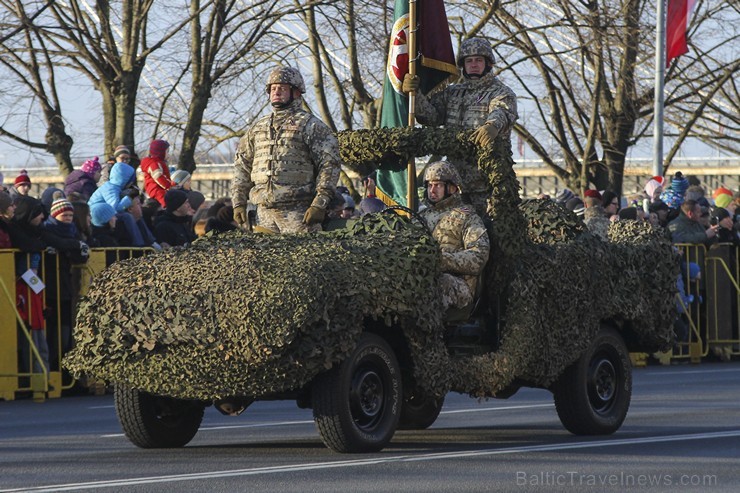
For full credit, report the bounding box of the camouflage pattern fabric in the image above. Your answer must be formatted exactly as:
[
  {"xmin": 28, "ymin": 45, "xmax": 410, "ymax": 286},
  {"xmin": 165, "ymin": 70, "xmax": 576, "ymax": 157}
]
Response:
[
  {"xmin": 257, "ymin": 204, "xmax": 321, "ymax": 234},
  {"xmin": 265, "ymin": 66, "xmax": 306, "ymax": 93},
  {"xmin": 231, "ymin": 99, "xmax": 340, "ymax": 212},
  {"xmin": 439, "ymin": 273, "xmax": 472, "ymax": 310},
  {"xmin": 415, "ymin": 71, "xmax": 518, "ymax": 203},
  {"xmin": 65, "ymin": 127, "xmax": 678, "ymax": 402},
  {"xmin": 420, "ymin": 193, "xmax": 489, "ymax": 297},
  {"xmin": 584, "ymin": 206, "xmax": 610, "ymax": 241},
  {"xmin": 456, "ymin": 37, "xmax": 495, "ymax": 66}
]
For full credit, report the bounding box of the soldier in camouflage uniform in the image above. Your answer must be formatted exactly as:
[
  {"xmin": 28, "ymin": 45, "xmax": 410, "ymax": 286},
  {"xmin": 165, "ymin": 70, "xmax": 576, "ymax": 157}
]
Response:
[
  {"xmin": 231, "ymin": 66, "xmax": 341, "ymax": 233},
  {"xmin": 403, "ymin": 38, "xmax": 518, "ymax": 217},
  {"xmin": 420, "ymin": 161, "xmax": 490, "ymax": 310}
]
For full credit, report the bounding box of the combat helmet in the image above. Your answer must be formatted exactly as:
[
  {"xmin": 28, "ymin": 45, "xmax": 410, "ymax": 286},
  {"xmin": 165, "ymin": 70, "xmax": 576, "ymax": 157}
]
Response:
[
  {"xmin": 265, "ymin": 66, "xmax": 306, "ymax": 94},
  {"xmin": 456, "ymin": 37, "xmax": 495, "ymax": 67},
  {"xmin": 424, "ymin": 161, "xmax": 462, "ymax": 189}
]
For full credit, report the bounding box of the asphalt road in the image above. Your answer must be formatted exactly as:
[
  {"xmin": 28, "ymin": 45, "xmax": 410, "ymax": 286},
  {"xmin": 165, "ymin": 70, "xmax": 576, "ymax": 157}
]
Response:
[{"xmin": 1, "ymin": 362, "xmax": 739, "ymax": 492}]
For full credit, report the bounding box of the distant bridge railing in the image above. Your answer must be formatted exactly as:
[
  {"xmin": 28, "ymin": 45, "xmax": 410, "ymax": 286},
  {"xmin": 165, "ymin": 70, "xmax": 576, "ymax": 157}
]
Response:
[{"xmin": 3, "ymin": 156, "xmax": 738, "ymax": 200}]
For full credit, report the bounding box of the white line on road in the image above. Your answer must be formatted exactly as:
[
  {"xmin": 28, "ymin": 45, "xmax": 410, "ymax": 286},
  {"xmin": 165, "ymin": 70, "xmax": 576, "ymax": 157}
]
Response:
[{"xmin": 7, "ymin": 429, "xmax": 740, "ymax": 492}]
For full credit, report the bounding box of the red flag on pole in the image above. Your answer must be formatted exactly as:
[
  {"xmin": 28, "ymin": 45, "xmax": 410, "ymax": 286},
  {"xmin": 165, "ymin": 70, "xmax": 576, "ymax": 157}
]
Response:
[{"xmin": 666, "ymin": 0, "xmax": 696, "ymax": 66}]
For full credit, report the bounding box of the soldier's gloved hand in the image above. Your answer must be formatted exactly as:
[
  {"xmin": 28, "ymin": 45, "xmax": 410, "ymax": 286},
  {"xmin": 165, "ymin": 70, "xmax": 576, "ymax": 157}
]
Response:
[
  {"xmin": 470, "ymin": 122, "xmax": 499, "ymax": 148},
  {"xmin": 303, "ymin": 206, "xmax": 326, "ymax": 226},
  {"xmin": 402, "ymin": 74, "xmax": 420, "ymax": 93},
  {"xmin": 233, "ymin": 205, "xmax": 248, "ymax": 226}
]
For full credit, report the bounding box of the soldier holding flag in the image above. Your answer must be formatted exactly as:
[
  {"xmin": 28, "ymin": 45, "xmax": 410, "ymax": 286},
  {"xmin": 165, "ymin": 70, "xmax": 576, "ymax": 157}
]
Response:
[{"xmin": 403, "ymin": 37, "xmax": 518, "ymax": 217}]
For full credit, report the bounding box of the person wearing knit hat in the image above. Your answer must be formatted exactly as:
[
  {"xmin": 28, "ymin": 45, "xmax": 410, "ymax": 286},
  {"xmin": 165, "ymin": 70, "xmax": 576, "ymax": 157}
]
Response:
[
  {"xmin": 90, "ymin": 203, "xmax": 119, "ymax": 246},
  {"xmin": 113, "ymin": 145, "xmax": 131, "ymax": 161},
  {"xmin": 643, "ymin": 176, "xmax": 664, "ymax": 201},
  {"xmin": 64, "ymin": 157, "xmax": 101, "ymax": 201},
  {"xmin": 50, "ymin": 198, "xmax": 75, "ymax": 222},
  {"xmin": 660, "ymin": 187, "xmax": 683, "ymax": 210},
  {"xmin": 171, "ymin": 169, "xmax": 192, "ymax": 190},
  {"xmin": 10, "ymin": 170, "xmax": 32, "ymax": 201},
  {"xmin": 555, "ymin": 188, "xmax": 575, "ymax": 205},
  {"xmin": 668, "ymin": 171, "xmax": 689, "ymax": 197},
  {"xmin": 140, "ymin": 139, "xmax": 174, "ymax": 207},
  {"xmin": 154, "ymin": 188, "xmax": 195, "ymax": 247},
  {"xmin": 715, "ymin": 192, "xmax": 732, "ymax": 209}
]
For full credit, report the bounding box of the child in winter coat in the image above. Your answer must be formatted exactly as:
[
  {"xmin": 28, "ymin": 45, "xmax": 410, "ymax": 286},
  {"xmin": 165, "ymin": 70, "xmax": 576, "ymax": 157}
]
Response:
[
  {"xmin": 64, "ymin": 156, "xmax": 101, "ymax": 201},
  {"xmin": 140, "ymin": 139, "xmax": 173, "ymax": 207}
]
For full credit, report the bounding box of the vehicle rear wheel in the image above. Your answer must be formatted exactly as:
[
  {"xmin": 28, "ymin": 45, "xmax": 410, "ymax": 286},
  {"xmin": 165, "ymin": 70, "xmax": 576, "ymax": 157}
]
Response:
[
  {"xmin": 312, "ymin": 333, "xmax": 402, "ymax": 453},
  {"xmin": 552, "ymin": 327, "xmax": 632, "ymax": 435},
  {"xmin": 398, "ymin": 385, "xmax": 444, "ymax": 430},
  {"xmin": 115, "ymin": 385, "xmax": 205, "ymax": 448}
]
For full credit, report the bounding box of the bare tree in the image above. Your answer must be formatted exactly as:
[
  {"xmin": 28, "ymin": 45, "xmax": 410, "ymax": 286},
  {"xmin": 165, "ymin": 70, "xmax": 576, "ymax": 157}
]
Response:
[
  {"xmin": 0, "ymin": 0, "xmax": 73, "ymax": 173},
  {"xmin": 456, "ymin": 0, "xmax": 738, "ymax": 194}
]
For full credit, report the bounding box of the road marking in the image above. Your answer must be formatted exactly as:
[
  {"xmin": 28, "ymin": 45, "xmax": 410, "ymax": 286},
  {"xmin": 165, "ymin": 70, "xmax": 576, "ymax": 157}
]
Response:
[
  {"xmin": 440, "ymin": 403, "xmax": 553, "ymax": 414},
  {"xmin": 645, "ymin": 367, "xmax": 740, "ymax": 376},
  {"xmin": 8, "ymin": 429, "xmax": 740, "ymax": 492},
  {"xmin": 99, "ymin": 403, "xmax": 554, "ymax": 437}
]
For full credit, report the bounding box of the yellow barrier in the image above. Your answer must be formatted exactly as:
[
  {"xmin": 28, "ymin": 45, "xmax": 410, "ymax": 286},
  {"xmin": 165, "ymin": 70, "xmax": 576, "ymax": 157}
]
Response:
[{"xmin": 0, "ymin": 247, "xmax": 154, "ymax": 401}]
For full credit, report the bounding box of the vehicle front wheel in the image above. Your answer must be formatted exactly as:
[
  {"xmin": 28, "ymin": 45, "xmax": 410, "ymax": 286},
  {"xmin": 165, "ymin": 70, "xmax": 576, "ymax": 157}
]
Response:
[
  {"xmin": 312, "ymin": 333, "xmax": 402, "ymax": 453},
  {"xmin": 552, "ymin": 327, "xmax": 632, "ymax": 435},
  {"xmin": 115, "ymin": 385, "xmax": 205, "ymax": 448}
]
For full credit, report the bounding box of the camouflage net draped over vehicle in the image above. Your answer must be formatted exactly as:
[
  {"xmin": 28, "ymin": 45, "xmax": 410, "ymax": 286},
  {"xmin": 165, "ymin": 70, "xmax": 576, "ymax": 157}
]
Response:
[
  {"xmin": 66, "ymin": 126, "xmax": 677, "ymax": 401},
  {"xmin": 64, "ymin": 215, "xmax": 448, "ymax": 400}
]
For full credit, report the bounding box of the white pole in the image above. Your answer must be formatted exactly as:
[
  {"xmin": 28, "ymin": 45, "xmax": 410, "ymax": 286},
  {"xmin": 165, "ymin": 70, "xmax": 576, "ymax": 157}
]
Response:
[{"xmin": 653, "ymin": 0, "xmax": 666, "ymax": 177}]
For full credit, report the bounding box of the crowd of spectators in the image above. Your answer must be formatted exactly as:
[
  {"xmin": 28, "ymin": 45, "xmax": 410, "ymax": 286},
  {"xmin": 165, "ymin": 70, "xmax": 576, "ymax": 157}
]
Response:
[
  {"xmin": 0, "ymin": 139, "xmax": 239, "ymax": 388},
  {"xmin": 549, "ymin": 172, "xmax": 740, "ymax": 345}
]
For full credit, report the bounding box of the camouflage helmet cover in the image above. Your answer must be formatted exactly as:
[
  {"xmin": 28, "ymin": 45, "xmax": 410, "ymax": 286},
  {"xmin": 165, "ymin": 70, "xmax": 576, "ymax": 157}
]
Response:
[
  {"xmin": 265, "ymin": 66, "xmax": 306, "ymax": 94},
  {"xmin": 424, "ymin": 161, "xmax": 462, "ymax": 188},
  {"xmin": 456, "ymin": 37, "xmax": 495, "ymax": 67}
]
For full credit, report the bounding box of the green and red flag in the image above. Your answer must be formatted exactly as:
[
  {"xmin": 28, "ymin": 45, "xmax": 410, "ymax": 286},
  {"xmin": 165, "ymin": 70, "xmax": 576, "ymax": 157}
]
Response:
[{"xmin": 376, "ymin": 0, "xmax": 458, "ymax": 207}]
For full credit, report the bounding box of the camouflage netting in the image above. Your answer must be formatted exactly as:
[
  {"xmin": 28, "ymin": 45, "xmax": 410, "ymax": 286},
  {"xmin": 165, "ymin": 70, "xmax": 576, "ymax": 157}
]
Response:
[
  {"xmin": 65, "ymin": 126, "xmax": 678, "ymax": 401},
  {"xmin": 64, "ymin": 215, "xmax": 450, "ymax": 400}
]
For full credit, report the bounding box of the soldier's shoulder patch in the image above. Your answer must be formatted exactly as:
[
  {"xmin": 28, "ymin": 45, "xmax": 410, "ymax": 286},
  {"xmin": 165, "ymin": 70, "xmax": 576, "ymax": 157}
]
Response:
[{"xmin": 454, "ymin": 206, "xmax": 473, "ymax": 215}]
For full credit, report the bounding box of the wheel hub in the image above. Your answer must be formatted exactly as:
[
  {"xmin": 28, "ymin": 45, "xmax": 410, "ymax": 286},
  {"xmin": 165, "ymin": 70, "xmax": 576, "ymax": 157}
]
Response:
[
  {"xmin": 350, "ymin": 369, "xmax": 384, "ymax": 428},
  {"xmin": 589, "ymin": 357, "xmax": 617, "ymax": 413}
]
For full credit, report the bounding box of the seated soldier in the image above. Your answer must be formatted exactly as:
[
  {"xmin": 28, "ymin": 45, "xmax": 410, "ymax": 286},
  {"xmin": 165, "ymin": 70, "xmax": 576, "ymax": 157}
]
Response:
[{"xmin": 419, "ymin": 161, "xmax": 490, "ymax": 311}]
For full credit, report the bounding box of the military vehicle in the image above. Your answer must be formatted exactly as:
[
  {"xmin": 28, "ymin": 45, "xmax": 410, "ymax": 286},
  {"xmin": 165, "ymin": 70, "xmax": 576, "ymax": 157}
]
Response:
[{"xmin": 65, "ymin": 127, "xmax": 677, "ymax": 453}]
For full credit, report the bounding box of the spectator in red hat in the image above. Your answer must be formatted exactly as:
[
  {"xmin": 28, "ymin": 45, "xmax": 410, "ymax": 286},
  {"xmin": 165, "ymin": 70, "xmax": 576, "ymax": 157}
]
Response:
[
  {"xmin": 140, "ymin": 139, "xmax": 174, "ymax": 207},
  {"xmin": 10, "ymin": 170, "xmax": 32, "ymax": 201}
]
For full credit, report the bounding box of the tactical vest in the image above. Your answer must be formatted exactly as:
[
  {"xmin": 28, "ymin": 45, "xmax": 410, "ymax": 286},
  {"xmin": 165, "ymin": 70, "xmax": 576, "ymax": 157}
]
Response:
[
  {"xmin": 422, "ymin": 198, "xmax": 483, "ymax": 295},
  {"xmin": 248, "ymin": 109, "xmax": 317, "ymax": 207}
]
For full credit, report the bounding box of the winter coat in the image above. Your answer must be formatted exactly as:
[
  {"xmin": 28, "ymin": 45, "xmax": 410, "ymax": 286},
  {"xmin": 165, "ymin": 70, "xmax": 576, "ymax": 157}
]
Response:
[
  {"xmin": 64, "ymin": 170, "xmax": 98, "ymax": 201},
  {"xmin": 91, "ymin": 225, "xmax": 120, "ymax": 247},
  {"xmin": 141, "ymin": 151, "xmax": 173, "ymax": 207},
  {"xmin": 153, "ymin": 212, "xmax": 195, "ymax": 247},
  {"xmin": 88, "ymin": 163, "xmax": 134, "ymax": 213}
]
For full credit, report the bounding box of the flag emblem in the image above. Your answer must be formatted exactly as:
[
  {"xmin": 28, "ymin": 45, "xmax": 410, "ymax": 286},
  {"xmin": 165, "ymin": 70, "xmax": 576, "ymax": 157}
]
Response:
[{"xmin": 387, "ymin": 15, "xmax": 410, "ymax": 94}]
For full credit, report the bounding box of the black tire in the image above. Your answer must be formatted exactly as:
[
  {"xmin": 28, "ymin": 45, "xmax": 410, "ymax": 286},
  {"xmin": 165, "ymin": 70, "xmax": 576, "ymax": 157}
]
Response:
[
  {"xmin": 553, "ymin": 327, "xmax": 632, "ymax": 435},
  {"xmin": 115, "ymin": 385, "xmax": 205, "ymax": 448},
  {"xmin": 312, "ymin": 333, "xmax": 402, "ymax": 453},
  {"xmin": 398, "ymin": 386, "xmax": 444, "ymax": 430}
]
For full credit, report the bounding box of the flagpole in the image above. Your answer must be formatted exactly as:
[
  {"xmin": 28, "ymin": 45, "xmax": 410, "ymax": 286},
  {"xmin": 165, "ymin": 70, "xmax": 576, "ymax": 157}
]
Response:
[
  {"xmin": 653, "ymin": 0, "xmax": 666, "ymax": 177},
  {"xmin": 406, "ymin": 0, "xmax": 418, "ymax": 212}
]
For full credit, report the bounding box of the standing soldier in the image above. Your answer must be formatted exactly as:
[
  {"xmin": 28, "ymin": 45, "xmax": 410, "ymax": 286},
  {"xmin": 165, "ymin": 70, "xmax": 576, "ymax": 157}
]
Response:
[
  {"xmin": 419, "ymin": 161, "xmax": 490, "ymax": 311},
  {"xmin": 231, "ymin": 66, "xmax": 341, "ymax": 233},
  {"xmin": 403, "ymin": 37, "xmax": 518, "ymax": 216}
]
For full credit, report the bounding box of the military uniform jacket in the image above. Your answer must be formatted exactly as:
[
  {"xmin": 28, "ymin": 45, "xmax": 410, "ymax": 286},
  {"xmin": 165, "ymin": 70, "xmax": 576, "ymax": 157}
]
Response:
[
  {"xmin": 231, "ymin": 100, "xmax": 340, "ymax": 209},
  {"xmin": 415, "ymin": 72, "xmax": 518, "ymax": 194},
  {"xmin": 420, "ymin": 194, "xmax": 490, "ymax": 295}
]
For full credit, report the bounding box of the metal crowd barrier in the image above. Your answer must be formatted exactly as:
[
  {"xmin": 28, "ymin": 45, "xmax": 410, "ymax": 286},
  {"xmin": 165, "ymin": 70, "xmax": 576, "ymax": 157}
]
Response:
[
  {"xmin": 654, "ymin": 243, "xmax": 740, "ymax": 365},
  {"xmin": 0, "ymin": 247, "xmax": 154, "ymax": 401}
]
